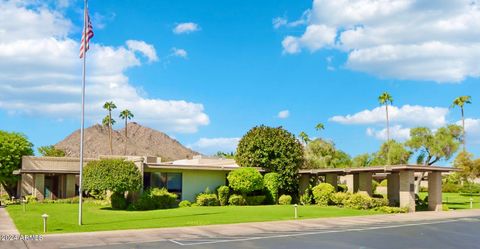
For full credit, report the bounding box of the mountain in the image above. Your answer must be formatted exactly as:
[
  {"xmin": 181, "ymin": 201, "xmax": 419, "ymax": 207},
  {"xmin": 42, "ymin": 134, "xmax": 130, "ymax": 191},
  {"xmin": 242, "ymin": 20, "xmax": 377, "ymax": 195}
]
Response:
[{"xmin": 55, "ymin": 122, "xmax": 199, "ymax": 161}]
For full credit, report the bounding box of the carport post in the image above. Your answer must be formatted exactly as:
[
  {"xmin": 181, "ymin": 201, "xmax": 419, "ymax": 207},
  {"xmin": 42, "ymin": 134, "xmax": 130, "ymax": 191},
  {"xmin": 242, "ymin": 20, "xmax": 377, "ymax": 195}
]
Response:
[{"xmin": 428, "ymin": 171, "xmax": 442, "ymax": 211}]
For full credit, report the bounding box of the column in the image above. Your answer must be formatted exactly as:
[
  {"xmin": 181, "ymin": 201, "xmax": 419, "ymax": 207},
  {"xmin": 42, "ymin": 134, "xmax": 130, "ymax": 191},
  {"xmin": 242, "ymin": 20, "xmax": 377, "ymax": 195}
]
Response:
[
  {"xmin": 298, "ymin": 174, "xmax": 311, "ymax": 195},
  {"xmin": 65, "ymin": 174, "xmax": 76, "ymax": 198},
  {"xmin": 34, "ymin": 174, "xmax": 45, "ymax": 201},
  {"xmin": 345, "ymin": 174, "xmax": 359, "ymax": 193},
  {"xmin": 21, "ymin": 174, "xmax": 34, "ymax": 197},
  {"xmin": 325, "ymin": 173, "xmax": 338, "ymax": 190},
  {"xmin": 387, "ymin": 172, "xmax": 400, "ymax": 206},
  {"xmin": 399, "ymin": 170, "xmax": 415, "ymax": 212},
  {"xmin": 358, "ymin": 172, "xmax": 373, "ymax": 196},
  {"xmin": 428, "ymin": 172, "xmax": 443, "ymax": 211}
]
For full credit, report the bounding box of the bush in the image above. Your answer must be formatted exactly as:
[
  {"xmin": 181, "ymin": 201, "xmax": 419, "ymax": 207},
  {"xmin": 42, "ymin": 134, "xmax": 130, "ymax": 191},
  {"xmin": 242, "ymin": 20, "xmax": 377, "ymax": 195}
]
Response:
[
  {"xmin": 196, "ymin": 193, "xmax": 219, "ymax": 206},
  {"xmin": 24, "ymin": 195, "xmax": 37, "ymax": 203},
  {"xmin": 246, "ymin": 195, "xmax": 266, "ymax": 205},
  {"xmin": 372, "ymin": 180, "xmax": 379, "ymax": 193},
  {"xmin": 300, "ymin": 191, "xmax": 313, "ymax": 205},
  {"xmin": 179, "ymin": 200, "xmax": 192, "ymax": 208},
  {"xmin": 312, "ymin": 183, "xmax": 335, "ymax": 206},
  {"xmin": 264, "ymin": 172, "xmax": 281, "ymax": 204},
  {"xmin": 419, "ymin": 186, "xmax": 428, "ymax": 192},
  {"xmin": 278, "ymin": 194, "xmax": 292, "ymax": 205},
  {"xmin": 217, "ymin": 186, "xmax": 230, "ymax": 206},
  {"xmin": 343, "ymin": 193, "xmax": 372, "ymax": 210},
  {"xmin": 330, "ymin": 192, "xmax": 350, "ymax": 206},
  {"xmin": 459, "ymin": 183, "xmax": 480, "ymax": 194},
  {"xmin": 337, "ymin": 184, "xmax": 348, "ymax": 192},
  {"xmin": 379, "ymin": 179, "xmax": 388, "ymax": 187},
  {"xmin": 227, "ymin": 168, "xmax": 264, "ymax": 195},
  {"xmin": 111, "ymin": 192, "xmax": 128, "ymax": 210},
  {"xmin": 371, "ymin": 197, "xmax": 388, "ymax": 208},
  {"xmin": 229, "ymin": 194, "xmax": 247, "ymax": 206},
  {"xmin": 442, "ymin": 182, "xmax": 461, "ymax": 193},
  {"xmin": 375, "ymin": 206, "xmax": 408, "ymax": 213},
  {"xmin": 131, "ymin": 188, "xmax": 177, "ymax": 210}
]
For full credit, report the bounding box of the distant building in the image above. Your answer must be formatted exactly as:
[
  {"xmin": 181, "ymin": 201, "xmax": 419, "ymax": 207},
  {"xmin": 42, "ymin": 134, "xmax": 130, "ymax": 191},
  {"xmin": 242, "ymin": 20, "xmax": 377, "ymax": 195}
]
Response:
[{"xmin": 16, "ymin": 155, "xmax": 239, "ymax": 202}]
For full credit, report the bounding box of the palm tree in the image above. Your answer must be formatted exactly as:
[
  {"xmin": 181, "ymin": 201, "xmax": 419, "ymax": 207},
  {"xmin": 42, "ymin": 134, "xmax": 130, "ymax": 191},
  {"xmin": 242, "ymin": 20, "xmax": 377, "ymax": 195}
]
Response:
[
  {"xmin": 451, "ymin": 96, "xmax": 471, "ymax": 152},
  {"xmin": 299, "ymin": 131, "xmax": 310, "ymax": 145},
  {"xmin": 315, "ymin": 123, "xmax": 325, "ymax": 133},
  {"xmin": 103, "ymin": 101, "xmax": 117, "ymax": 155},
  {"xmin": 119, "ymin": 109, "xmax": 134, "ymax": 155},
  {"xmin": 378, "ymin": 92, "xmax": 393, "ymax": 142}
]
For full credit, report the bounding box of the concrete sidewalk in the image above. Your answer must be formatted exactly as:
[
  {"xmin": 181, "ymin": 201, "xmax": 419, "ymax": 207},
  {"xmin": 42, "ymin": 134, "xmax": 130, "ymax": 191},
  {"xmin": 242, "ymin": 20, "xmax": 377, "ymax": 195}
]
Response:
[
  {"xmin": 9, "ymin": 209, "xmax": 478, "ymax": 249},
  {"xmin": 0, "ymin": 206, "xmax": 27, "ymax": 249}
]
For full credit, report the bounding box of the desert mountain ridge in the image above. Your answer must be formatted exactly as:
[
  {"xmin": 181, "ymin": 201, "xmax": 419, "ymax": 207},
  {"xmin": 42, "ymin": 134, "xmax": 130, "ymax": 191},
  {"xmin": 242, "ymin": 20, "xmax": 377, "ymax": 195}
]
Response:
[{"xmin": 55, "ymin": 122, "xmax": 200, "ymax": 161}]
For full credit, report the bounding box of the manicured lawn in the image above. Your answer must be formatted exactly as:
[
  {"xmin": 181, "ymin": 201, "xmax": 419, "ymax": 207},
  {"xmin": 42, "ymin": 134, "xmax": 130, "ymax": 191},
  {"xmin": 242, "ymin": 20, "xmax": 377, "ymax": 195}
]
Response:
[
  {"xmin": 419, "ymin": 192, "xmax": 480, "ymax": 210},
  {"xmin": 7, "ymin": 203, "xmax": 379, "ymax": 234}
]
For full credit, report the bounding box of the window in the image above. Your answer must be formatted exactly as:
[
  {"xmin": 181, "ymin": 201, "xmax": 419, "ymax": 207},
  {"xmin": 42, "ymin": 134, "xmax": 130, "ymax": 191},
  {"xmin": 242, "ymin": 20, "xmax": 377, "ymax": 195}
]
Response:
[{"xmin": 150, "ymin": 172, "xmax": 182, "ymax": 196}]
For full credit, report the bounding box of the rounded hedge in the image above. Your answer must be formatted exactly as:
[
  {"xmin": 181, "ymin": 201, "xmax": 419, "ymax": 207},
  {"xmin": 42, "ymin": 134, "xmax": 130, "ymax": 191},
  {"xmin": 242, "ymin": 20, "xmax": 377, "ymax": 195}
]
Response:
[
  {"xmin": 263, "ymin": 172, "xmax": 281, "ymax": 204},
  {"xmin": 312, "ymin": 183, "xmax": 336, "ymax": 206},
  {"xmin": 278, "ymin": 194, "xmax": 292, "ymax": 205},
  {"xmin": 217, "ymin": 185, "xmax": 230, "ymax": 206},
  {"xmin": 227, "ymin": 167, "xmax": 263, "ymax": 195},
  {"xmin": 83, "ymin": 159, "xmax": 142, "ymax": 194},
  {"xmin": 229, "ymin": 194, "xmax": 247, "ymax": 206}
]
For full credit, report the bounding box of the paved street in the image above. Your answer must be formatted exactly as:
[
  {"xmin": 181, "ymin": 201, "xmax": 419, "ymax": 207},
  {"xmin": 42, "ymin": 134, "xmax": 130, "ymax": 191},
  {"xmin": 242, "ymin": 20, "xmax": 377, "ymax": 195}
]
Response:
[{"xmin": 77, "ymin": 217, "xmax": 480, "ymax": 249}]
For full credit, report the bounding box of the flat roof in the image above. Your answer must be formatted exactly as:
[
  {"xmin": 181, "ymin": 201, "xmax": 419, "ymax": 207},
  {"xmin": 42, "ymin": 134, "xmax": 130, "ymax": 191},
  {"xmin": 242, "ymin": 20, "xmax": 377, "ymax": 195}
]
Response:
[{"xmin": 299, "ymin": 165, "xmax": 459, "ymax": 175}]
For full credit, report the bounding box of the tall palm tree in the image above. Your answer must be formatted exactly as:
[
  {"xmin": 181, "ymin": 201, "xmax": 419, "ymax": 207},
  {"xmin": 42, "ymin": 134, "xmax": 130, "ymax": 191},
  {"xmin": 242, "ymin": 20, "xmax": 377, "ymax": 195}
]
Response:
[
  {"xmin": 378, "ymin": 92, "xmax": 393, "ymax": 142},
  {"xmin": 451, "ymin": 96, "xmax": 471, "ymax": 152},
  {"xmin": 103, "ymin": 101, "xmax": 117, "ymax": 155},
  {"xmin": 119, "ymin": 109, "xmax": 134, "ymax": 155},
  {"xmin": 298, "ymin": 131, "xmax": 310, "ymax": 145},
  {"xmin": 315, "ymin": 123, "xmax": 325, "ymax": 132}
]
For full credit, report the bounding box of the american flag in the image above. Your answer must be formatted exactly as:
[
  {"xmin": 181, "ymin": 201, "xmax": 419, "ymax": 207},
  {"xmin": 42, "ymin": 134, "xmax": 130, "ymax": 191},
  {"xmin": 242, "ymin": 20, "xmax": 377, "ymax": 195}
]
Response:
[{"xmin": 79, "ymin": 8, "xmax": 94, "ymax": 59}]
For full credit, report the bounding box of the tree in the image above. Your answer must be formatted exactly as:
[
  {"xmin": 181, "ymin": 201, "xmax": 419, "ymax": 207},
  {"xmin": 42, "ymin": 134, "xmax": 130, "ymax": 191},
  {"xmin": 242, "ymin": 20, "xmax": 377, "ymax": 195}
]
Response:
[
  {"xmin": 214, "ymin": 151, "xmax": 235, "ymax": 159},
  {"xmin": 406, "ymin": 124, "xmax": 462, "ymax": 193},
  {"xmin": 83, "ymin": 159, "xmax": 142, "ymax": 209},
  {"xmin": 38, "ymin": 145, "xmax": 65, "ymax": 157},
  {"xmin": 451, "ymin": 95, "xmax": 471, "ymax": 152},
  {"xmin": 378, "ymin": 92, "xmax": 393, "ymax": 142},
  {"xmin": 227, "ymin": 167, "xmax": 264, "ymax": 196},
  {"xmin": 315, "ymin": 123, "xmax": 325, "ymax": 132},
  {"xmin": 454, "ymin": 151, "xmax": 480, "ymax": 182},
  {"xmin": 0, "ymin": 131, "xmax": 33, "ymax": 196},
  {"xmin": 235, "ymin": 125, "xmax": 304, "ymax": 196},
  {"xmin": 304, "ymin": 138, "xmax": 351, "ymax": 169},
  {"xmin": 298, "ymin": 131, "xmax": 310, "ymax": 145},
  {"xmin": 371, "ymin": 140, "xmax": 411, "ymax": 166},
  {"xmin": 119, "ymin": 109, "xmax": 134, "ymax": 155},
  {"xmin": 103, "ymin": 101, "xmax": 117, "ymax": 155},
  {"xmin": 352, "ymin": 153, "xmax": 374, "ymax": 167}
]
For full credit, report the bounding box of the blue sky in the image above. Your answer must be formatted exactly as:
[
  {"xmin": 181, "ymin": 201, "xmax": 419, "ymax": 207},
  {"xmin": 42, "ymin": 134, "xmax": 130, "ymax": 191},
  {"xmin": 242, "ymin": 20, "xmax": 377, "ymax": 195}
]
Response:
[{"xmin": 1, "ymin": 0, "xmax": 480, "ymax": 164}]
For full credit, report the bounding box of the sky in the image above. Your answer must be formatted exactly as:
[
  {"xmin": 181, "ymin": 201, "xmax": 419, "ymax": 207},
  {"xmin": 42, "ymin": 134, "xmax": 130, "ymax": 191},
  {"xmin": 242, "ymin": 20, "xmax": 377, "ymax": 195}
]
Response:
[{"xmin": 1, "ymin": 0, "xmax": 480, "ymax": 165}]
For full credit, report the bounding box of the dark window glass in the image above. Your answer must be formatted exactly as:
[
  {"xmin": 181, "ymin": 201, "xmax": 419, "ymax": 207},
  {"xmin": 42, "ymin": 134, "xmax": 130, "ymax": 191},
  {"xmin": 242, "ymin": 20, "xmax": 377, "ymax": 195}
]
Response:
[{"xmin": 149, "ymin": 172, "xmax": 182, "ymax": 197}]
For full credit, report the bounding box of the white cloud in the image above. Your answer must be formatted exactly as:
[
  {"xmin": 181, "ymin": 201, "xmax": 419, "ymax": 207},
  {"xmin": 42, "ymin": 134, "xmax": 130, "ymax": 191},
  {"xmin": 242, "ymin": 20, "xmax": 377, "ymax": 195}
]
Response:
[
  {"xmin": 126, "ymin": 40, "xmax": 158, "ymax": 62},
  {"xmin": 272, "ymin": 17, "xmax": 288, "ymax": 29},
  {"xmin": 190, "ymin": 137, "xmax": 240, "ymax": 155},
  {"xmin": 273, "ymin": 10, "xmax": 311, "ymax": 29},
  {"xmin": 0, "ymin": 2, "xmax": 209, "ymax": 133},
  {"xmin": 173, "ymin": 22, "xmax": 200, "ymax": 34},
  {"xmin": 457, "ymin": 118, "xmax": 480, "ymax": 144},
  {"xmin": 172, "ymin": 47, "xmax": 188, "ymax": 58},
  {"xmin": 366, "ymin": 125, "xmax": 411, "ymax": 141},
  {"xmin": 330, "ymin": 105, "xmax": 448, "ymax": 128},
  {"xmin": 281, "ymin": 0, "xmax": 480, "ymax": 82},
  {"xmin": 277, "ymin": 110, "xmax": 290, "ymax": 119}
]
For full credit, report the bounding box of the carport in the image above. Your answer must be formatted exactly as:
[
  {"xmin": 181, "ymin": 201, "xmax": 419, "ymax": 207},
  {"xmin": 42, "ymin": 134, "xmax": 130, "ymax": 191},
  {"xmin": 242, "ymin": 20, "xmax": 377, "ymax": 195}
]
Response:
[{"xmin": 299, "ymin": 165, "xmax": 457, "ymax": 212}]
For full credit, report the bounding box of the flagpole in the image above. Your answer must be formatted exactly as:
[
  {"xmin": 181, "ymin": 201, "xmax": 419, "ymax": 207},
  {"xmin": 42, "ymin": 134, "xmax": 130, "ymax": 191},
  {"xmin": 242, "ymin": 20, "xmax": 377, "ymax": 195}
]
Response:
[{"xmin": 78, "ymin": 0, "xmax": 88, "ymax": 226}]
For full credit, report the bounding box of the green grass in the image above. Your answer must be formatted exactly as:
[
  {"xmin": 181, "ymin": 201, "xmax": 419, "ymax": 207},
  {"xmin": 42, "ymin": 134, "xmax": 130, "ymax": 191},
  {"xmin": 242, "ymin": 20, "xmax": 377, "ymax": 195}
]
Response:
[
  {"xmin": 419, "ymin": 192, "xmax": 480, "ymax": 210},
  {"xmin": 7, "ymin": 203, "xmax": 379, "ymax": 234}
]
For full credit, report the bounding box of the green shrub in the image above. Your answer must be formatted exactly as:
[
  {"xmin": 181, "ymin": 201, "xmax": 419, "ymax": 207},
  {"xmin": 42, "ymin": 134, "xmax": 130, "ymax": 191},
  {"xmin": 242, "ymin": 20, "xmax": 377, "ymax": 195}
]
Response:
[
  {"xmin": 330, "ymin": 192, "xmax": 350, "ymax": 206},
  {"xmin": 343, "ymin": 193, "xmax": 372, "ymax": 209},
  {"xmin": 375, "ymin": 206, "xmax": 408, "ymax": 213},
  {"xmin": 312, "ymin": 183, "xmax": 335, "ymax": 206},
  {"xmin": 131, "ymin": 188, "xmax": 177, "ymax": 210},
  {"xmin": 442, "ymin": 182, "xmax": 461, "ymax": 193},
  {"xmin": 337, "ymin": 184, "xmax": 348, "ymax": 192},
  {"xmin": 24, "ymin": 195, "xmax": 37, "ymax": 203},
  {"xmin": 300, "ymin": 191, "xmax": 313, "ymax": 205},
  {"xmin": 179, "ymin": 200, "xmax": 192, "ymax": 208},
  {"xmin": 229, "ymin": 194, "xmax": 247, "ymax": 206},
  {"xmin": 227, "ymin": 167, "xmax": 264, "ymax": 195},
  {"xmin": 379, "ymin": 179, "xmax": 388, "ymax": 187},
  {"xmin": 419, "ymin": 186, "xmax": 428, "ymax": 192},
  {"xmin": 371, "ymin": 197, "xmax": 388, "ymax": 208},
  {"xmin": 264, "ymin": 172, "xmax": 281, "ymax": 204},
  {"xmin": 217, "ymin": 186, "xmax": 230, "ymax": 206},
  {"xmin": 278, "ymin": 194, "xmax": 292, "ymax": 205},
  {"xmin": 459, "ymin": 183, "xmax": 480, "ymax": 194},
  {"xmin": 372, "ymin": 180, "xmax": 379, "ymax": 193},
  {"xmin": 246, "ymin": 195, "xmax": 266, "ymax": 205},
  {"xmin": 196, "ymin": 193, "xmax": 219, "ymax": 206},
  {"xmin": 111, "ymin": 192, "xmax": 128, "ymax": 210}
]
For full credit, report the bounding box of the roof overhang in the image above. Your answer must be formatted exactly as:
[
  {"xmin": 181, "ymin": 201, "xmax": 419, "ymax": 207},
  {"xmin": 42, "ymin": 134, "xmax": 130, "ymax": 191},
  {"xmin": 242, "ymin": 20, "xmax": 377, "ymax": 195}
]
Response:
[{"xmin": 299, "ymin": 165, "xmax": 459, "ymax": 175}]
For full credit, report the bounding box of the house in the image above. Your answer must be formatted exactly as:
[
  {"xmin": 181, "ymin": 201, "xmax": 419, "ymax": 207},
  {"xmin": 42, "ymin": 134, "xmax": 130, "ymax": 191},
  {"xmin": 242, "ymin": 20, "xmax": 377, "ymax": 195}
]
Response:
[{"xmin": 16, "ymin": 155, "xmax": 239, "ymax": 202}]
